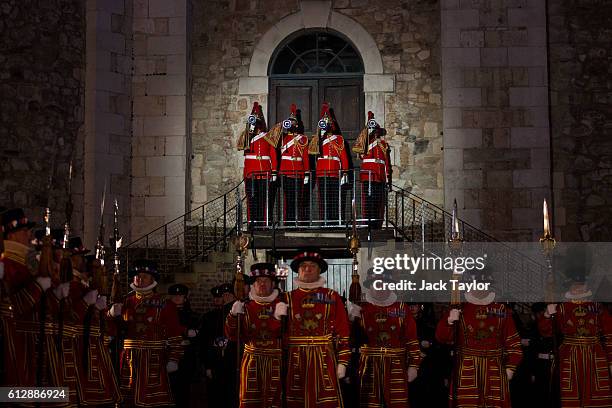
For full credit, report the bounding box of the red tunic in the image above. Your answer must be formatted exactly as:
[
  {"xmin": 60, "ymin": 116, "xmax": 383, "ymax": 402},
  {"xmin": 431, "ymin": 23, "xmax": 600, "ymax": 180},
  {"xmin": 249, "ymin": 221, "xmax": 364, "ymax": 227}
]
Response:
[
  {"xmin": 71, "ymin": 286, "xmax": 121, "ymax": 406},
  {"xmin": 358, "ymin": 301, "xmax": 422, "ymax": 408},
  {"xmin": 359, "ymin": 137, "xmax": 391, "ymax": 183},
  {"xmin": 225, "ymin": 294, "xmax": 283, "ymax": 408},
  {"xmin": 1, "ymin": 243, "xmax": 45, "ymax": 387},
  {"xmin": 284, "ymin": 286, "xmax": 350, "ymax": 408},
  {"xmin": 117, "ymin": 290, "xmax": 184, "ymax": 407},
  {"xmin": 315, "ymin": 134, "xmax": 349, "ymax": 178},
  {"xmin": 279, "ymin": 133, "xmax": 310, "ymax": 178},
  {"xmin": 436, "ymin": 302, "xmax": 523, "ymax": 408},
  {"xmin": 538, "ymin": 302, "xmax": 612, "ymax": 407},
  {"xmin": 243, "ymin": 131, "xmax": 278, "ymax": 179}
]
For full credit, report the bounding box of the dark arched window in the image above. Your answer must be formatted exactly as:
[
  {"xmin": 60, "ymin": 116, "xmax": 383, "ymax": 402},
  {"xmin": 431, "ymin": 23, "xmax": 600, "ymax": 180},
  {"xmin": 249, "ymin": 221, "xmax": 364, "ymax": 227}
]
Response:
[{"xmin": 270, "ymin": 30, "xmax": 364, "ymax": 76}]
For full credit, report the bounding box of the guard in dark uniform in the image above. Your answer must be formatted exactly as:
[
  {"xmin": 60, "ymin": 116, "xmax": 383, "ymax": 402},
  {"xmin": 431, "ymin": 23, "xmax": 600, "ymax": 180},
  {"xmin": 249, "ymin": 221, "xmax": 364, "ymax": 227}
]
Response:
[
  {"xmin": 201, "ymin": 283, "xmax": 237, "ymax": 408},
  {"xmin": 168, "ymin": 283, "xmax": 201, "ymax": 408}
]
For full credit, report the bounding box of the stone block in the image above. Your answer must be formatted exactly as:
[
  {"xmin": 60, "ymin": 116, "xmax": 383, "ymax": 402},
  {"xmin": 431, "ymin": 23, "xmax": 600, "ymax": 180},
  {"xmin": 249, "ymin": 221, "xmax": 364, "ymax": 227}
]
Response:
[
  {"xmin": 528, "ymin": 66, "xmax": 546, "ymax": 86},
  {"xmin": 527, "ymin": 27, "xmax": 546, "ymax": 46},
  {"xmin": 486, "ymin": 170, "xmax": 513, "ymax": 188},
  {"xmin": 508, "ymin": 8, "xmax": 545, "ymax": 28},
  {"xmin": 493, "ymin": 128, "xmax": 510, "ymax": 148},
  {"xmin": 509, "ymin": 87, "xmax": 548, "ymax": 107},
  {"xmin": 525, "ymin": 107, "xmax": 549, "ymax": 127},
  {"xmin": 530, "ymin": 148, "xmax": 550, "ymax": 169},
  {"xmin": 165, "ymin": 176, "xmax": 185, "ymax": 196},
  {"xmin": 510, "ymin": 127, "xmax": 548, "ymax": 148},
  {"xmin": 166, "ymin": 54, "xmax": 186, "ymax": 74},
  {"xmin": 165, "ymin": 136, "xmax": 186, "ymax": 155},
  {"xmin": 147, "ymin": 35, "xmax": 186, "ymax": 55},
  {"xmin": 444, "ymin": 148, "xmax": 464, "ymax": 170},
  {"xmin": 133, "ymin": 95, "xmax": 165, "ymax": 116},
  {"xmin": 149, "ymin": 176, "xmax": 165, "ymax": 196},
  {"xmin": 146, "ymin": 156, "xmax": 185, "ymax": 177},
  {"xmin": 443, "ymin": 47, "xmax": 481, "ymax": 67},
  {"xmin": 146, "ymin": 75, "xmax": 186, "ymax": 95},
  {"xmin": 364, "ymin": 74, "xmax": 394, "ymax": 92},
  {"xmin": 133, "ymin": 18, "xmax": 155, "ymax": 34},
  {"xmin": 442, "ymin": 28, "xmax": 461, "ymax": 47},
  {"xmin": 511, "ymin": 208, "xmax": 540, "ymax": 229},
  {"xmin": 442, "ymin": 10, "xmax": 479, "ymax": 28},
  {"xmin": 460, "ymin": 30, "xmax": 484, "ymax": 47},
  {"xmin": 169, "ymin": 17, "xmax": 186, "ymax": 35},
  {"xmin": 444, "ymin": 108, "xmax": 463, "ymax": 128},
  {"xmin": 238, "ymin": 77, "xmax": 268, "ymax": 95},
  {"xmin": 301, "ymin": 1, "xmax": 332, "ymax": 28},
  {"xmin": 513, "ymin": 168, "xmax": 548, "ymax": 188},
  {"xmin": 165, "ymin": 95, "xmax": 186, "ymax": 116},
  {"xmin": 481, "ymin": 48, "xmax": 508, "ymax": 67},
  {"xmin": 143, "ymin": 115, "xmax": 185, "ymax": 136},
  {"xmin": 149, "ymin": 0, "xmax": 186, "ymax": 18},
  {"xmin": 134, "ymin": 0, "xmax": 149, "ymax": 18},
  {"xmin": 443, "ymin": 87, "xmax": 482, "ymax": 107},
  {"xmin": 445, "ymin": 128, "xmax": 483, "ymax": 148},
  {"xmin": 508, "ymin": 47, "xmax": 547, "ymax": 67},
  {"xmin": 97, "ymin": 30, "xmax": 126, "ymax": 54}
]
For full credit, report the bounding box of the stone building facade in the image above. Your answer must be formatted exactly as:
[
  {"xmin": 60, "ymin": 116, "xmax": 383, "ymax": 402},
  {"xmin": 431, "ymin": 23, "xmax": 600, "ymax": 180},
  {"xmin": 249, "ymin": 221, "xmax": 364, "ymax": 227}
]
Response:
[{"xmin": 1, "ymin": 0, "xmax": 611, "ymax": 252}]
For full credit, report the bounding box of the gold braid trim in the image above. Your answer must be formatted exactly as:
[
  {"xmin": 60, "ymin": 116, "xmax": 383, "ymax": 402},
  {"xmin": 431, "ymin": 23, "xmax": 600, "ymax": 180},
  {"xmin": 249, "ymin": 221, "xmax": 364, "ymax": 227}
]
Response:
[
  {"xmin": 308, "ymin": 134, "xmax": 320, "ymax": 155},
  {"xmin": 353, "ymin": 128, "xmax": 368, "ymax": 154},
  {"xmin": 264, "ymin": 123, "xmax": 283, "ymax": 147}
]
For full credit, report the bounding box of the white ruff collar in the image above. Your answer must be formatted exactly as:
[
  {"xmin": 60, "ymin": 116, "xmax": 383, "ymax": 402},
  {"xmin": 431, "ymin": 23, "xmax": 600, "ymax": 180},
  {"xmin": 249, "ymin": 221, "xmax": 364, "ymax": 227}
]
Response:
[
  {"xmin": 565, "ymin": 290, "xmax": 592, "ymax": 300},
  {"xmin": 365, "ymin": 290, "xmax": 397, "ymax": 307},
  {"xmin": 465, "ymin": 291, "xmax": 495, "ymax": 305},
  {"xmin": 250, "ymin": 288, "xmax": 279, "ymax": 303},
  {"xmin": 130, "ymin": 281, "xmax": 158, "ymax": 293},
  {"xmin": 294, "ymin": 276, "xmax": 326, "ymax": 289}
]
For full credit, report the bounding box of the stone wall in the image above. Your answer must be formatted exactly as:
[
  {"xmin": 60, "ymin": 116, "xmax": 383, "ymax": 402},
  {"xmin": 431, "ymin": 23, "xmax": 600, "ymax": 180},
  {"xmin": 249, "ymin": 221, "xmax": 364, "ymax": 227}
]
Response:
[
  {"xmin": 191, "ymin": 0, "xmax": 443, "ymax": 208},
  {"xmin": 441, "ymin": 0, "xmax": 550, "ymax": 240},
  {"xmin": 0, "ymin": 0, "xmax": 86, "ymax": 231},
  {"xmin": 83, "ymin": 0, "xmax": 134, "ymax": 249},
  {"xmin": 130, "ymin": 0, "xmax": 188, "ymax": 241},
  {"xmin": 549, "ymin": 0, "xmax": 612, "ymax": 241}
]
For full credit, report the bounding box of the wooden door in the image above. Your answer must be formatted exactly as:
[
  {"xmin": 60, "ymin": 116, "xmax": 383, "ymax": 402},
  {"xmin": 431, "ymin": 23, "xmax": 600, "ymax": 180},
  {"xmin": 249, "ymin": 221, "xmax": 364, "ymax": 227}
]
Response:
[{"xmin": 269, "ymin": 77, "xmax": 364, "ymax": 143}]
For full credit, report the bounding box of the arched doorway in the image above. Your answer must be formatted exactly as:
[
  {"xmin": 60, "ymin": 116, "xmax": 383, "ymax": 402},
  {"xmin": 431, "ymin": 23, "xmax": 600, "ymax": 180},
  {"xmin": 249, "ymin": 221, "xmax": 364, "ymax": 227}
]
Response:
[{"xmin": 268, "ymin": 30, "xmax": 365, "ymax": 143}]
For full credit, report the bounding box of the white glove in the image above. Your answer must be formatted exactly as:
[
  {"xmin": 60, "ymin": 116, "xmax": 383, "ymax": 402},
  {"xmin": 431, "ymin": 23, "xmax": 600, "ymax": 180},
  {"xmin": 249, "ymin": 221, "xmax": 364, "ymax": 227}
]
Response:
[
  {"xmin": 407, "ymin": 367, "xmax": 418, "ymax": 383},
  {"xmin": 346, "ymin": 300, "xmax": 362, "ymax": 322},
  {"xmin": 336, "ymin": 364, "xmax": 346, "ymax": 379},
  {"xmin": 421, "ymin": 340, "xmax": 431, "ymax": 349},
  {"xmin": 230, "ymin": 300, "xmax": 245, "ymax": 316},
  {"xmin": 166, "ymin": 360, "xmax": 179, "ymax": 373},
  {"xmin": 109, "ymin": 303, "xmax": 123, "ymax": 317},
  {"xmin": 271, "ymin": 174, "xmax": 277, "ymax": 182},
  {"xmin": 95, "ymin": 296, "xmax": 107, "ymax": 311},
  {"xmin": 447, "ymin": 308, "xmax": 461, "ymax": 325},
  {"xmin": 340, "ymin": 174, "xmax": 348, "ymax": 185},
  {"xmin": 83, "ymin": 289, "xmax": 99, "ymax": 305},
  {"xmin": 506, "ymin": 368, "xmax": 514, "ymax": 380},
  {"xmin": 274, "ymin": 302, "xmax": 288, "ymax": 320},
  {"xmin": 36, "ymin": 276, "xmax": 52, "ymax": 291},
  {"xmin": 544, "ymin": 304, "xmax": 557, "ymax": 318},
  {"xmin": 187, "ymin": 329, "xmax": 198, "ymax": 338},
  {"xmin": 304, "ymin": 175, "xmax": 309, "ymax": 185},
  {"xmin": 206, "ymin": 369, "xmax": 213, "ymax": 379},
  {"xmin": 53, "ymin": 282, "xmax": 71, "ymax": 299}
]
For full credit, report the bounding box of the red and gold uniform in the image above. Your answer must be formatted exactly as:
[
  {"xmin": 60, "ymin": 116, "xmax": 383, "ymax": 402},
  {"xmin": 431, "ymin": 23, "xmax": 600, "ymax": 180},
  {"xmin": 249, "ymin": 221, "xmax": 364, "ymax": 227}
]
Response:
[
  {"xmin": 538, "ymin": 302, "xmax": 612, "ymax": 407},
  {"xmin": 279, "ymin": 105, "xmax": 310, "ymax": 223},
  {"xmin": 356, "ymin": 297, "xmax": 421, "ymax": 408},
  {"xmin": 117, "ymin": 289, "xmax": 184, "ymax": 407},
  {"xmin": 225, "ymin": 289, "xmax": 283, "ymax": 408},
  {"xmin": 354, "ymin": 112, "xmax": 391, "ymax": 228},
  {"xmin": 436, "ymin": 301, "xmax": 523, "ymax": 408},
  {"xmin": 70, "ymin": 284, "xmax": 121, "ymax": 406},
  {"xmin": 1, "ymin": 240, "xmax": 48, "ymax": 385},
  {"xmin": 283, "ymin": 278, "xmax": 350, "ymax": 407},
  {"xmin": 312, "ymin": 103, "xmax": 350, "ymax": 223},
  {"xmin": 240, "ymin": 102, "xmax": 278, "ymax": 226}
]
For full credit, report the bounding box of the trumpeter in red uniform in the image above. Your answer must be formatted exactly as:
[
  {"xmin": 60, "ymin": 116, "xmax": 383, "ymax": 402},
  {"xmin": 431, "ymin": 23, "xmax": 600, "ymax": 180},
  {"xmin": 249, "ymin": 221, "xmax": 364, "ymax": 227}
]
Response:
[
  {"xmin": 347, "ymin": 269, "xmax": 422, "ymax": 408},
  {"xmin": 279, "ymin": 103, "xmax": 310, "ymax": 224},
  {"xmin": 538, "ymin": 248, "xmax": 612, "ymax": 407},
  {"xmin": 309, "ymin": 102, "xmax": 350, "ymax": 224},
  {"xmin": 436, "ymin": 272, "xmax": 523, "ymax": 408},
  {"xmin": 276, "ymin": 249, "xmax": 351, "ymax": 408},
  {"xmin": 353, "ymin": 112, "xmax": 391, "ymax": 228},
  {"xmin": 108, "ymin": 260, "xmax": 184, "ymax": 407},
  {"xmin": 237, "ymin": 102, "xmax": 279, "ymax": 227},
  {"xmin": 225, "ymin": 262, "xmax": 283, "ymax": 408}
]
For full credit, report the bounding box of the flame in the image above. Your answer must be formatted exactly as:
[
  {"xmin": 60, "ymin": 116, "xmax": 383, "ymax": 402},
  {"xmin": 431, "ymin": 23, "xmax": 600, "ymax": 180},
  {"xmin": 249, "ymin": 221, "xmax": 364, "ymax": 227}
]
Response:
[
  {"xmin": 116, "ymin": 237, "xmax": 123, "ymax": 249},
  {"xmin": 543, "ymin": 199, "xmax": 550, "ymax": 237}
]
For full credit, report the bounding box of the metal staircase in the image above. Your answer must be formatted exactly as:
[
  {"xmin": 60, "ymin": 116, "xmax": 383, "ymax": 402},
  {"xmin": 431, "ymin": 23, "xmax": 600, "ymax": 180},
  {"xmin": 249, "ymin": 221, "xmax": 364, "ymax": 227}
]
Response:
[{"xmin": 122, "ymin": 172, "xmax": 548, "ymax": 304}]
